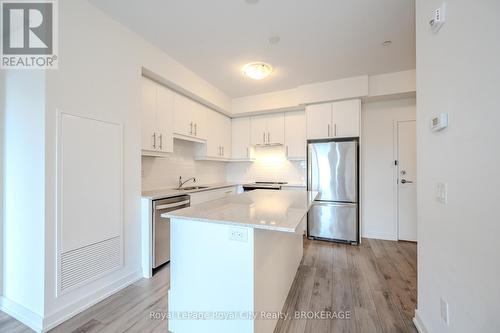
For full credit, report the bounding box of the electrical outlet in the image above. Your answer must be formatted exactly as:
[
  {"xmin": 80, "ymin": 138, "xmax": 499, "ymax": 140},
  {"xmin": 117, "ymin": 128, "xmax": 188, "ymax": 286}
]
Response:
[
  {"xmin": 436, "ymin": 182, "xmax": 448, "ymax": 204},
  {"xmin": 228, "ymin": 227, "xmax": 248, "ymax": 242},
  {"xmin": 440, "ymin": 298, "xmax": 450, "ymax": 325}
]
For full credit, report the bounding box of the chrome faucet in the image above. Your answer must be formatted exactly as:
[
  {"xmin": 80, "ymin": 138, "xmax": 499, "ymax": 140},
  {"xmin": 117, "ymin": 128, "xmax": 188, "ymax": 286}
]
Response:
[{"xmin": 177, "ymin": 176, "xmax": 196, "ymax": 190}]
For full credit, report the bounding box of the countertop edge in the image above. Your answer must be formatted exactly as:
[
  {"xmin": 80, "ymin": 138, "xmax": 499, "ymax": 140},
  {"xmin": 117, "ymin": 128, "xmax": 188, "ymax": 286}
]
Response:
[
  {"xmin": 163, "ymin": 191, "xmax": 317, "ymax": 233},
  {"xmin": 166, "ymin": 213, "xmax": 305, "ymax": 234},
  {"xmin": 141, "ymin": 183, "xmax": 240, "ymax": 200}
]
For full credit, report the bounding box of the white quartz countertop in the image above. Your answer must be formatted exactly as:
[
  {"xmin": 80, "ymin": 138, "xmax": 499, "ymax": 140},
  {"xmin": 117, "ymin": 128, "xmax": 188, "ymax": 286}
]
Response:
[
  {"xmin": 142, "ymin": 183, "xmax": 239, "ymax": 200},
  {"xmin": 162, "ymin": 189, "xmax": 318, "ymax": 233}
]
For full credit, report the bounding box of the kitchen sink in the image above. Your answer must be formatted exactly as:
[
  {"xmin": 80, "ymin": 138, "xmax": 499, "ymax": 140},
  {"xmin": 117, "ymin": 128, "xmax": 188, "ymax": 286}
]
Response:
[{"xmin": 178, "ymin": 186, "xmax": 209, "ymax": 191}]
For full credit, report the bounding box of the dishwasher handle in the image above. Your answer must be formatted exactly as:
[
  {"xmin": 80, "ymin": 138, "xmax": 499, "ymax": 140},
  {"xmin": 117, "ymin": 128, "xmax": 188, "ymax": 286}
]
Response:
[{"xmin": 155, "ymin": 199, "xmax": 190, "ymax": 211}]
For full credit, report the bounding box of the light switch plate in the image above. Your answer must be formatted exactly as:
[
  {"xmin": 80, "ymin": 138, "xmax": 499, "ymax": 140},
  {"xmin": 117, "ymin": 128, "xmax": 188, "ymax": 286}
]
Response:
[
  {"xmin": 436, "ymin": 182, "xmax": 448, "ymax": 204},
  {"xmin": 440, "ymin": 298, "xmax": 450, "ymax": 325}
]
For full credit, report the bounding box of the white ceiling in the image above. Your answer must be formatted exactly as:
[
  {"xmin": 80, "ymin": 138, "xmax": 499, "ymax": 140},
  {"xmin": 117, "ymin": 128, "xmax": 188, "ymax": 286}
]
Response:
[{"xmin": 90, "ymin": 0, "xmax": 415, "ymax": 98}]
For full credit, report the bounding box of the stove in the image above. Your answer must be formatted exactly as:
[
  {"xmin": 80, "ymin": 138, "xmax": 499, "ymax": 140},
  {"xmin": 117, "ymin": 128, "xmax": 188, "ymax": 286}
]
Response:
[{"xmin": 242, "ymin": 181, "xmax": 288, "ymax": 191}]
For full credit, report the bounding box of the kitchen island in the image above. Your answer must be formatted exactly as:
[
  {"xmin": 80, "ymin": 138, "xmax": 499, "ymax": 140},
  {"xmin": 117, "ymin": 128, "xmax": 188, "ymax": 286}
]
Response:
[{"xmin": 163, "ymin": 189, "xmax": 317, "ymax": 333}]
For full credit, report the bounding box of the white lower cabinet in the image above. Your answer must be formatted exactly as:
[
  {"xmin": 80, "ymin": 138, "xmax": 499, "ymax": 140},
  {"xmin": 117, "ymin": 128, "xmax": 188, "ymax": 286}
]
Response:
[{"xmin": 189, "ymin": 186, "xmax": 237, "ymax": 205}]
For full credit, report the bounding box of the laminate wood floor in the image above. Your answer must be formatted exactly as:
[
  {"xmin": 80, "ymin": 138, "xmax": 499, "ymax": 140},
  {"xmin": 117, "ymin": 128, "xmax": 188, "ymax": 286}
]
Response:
[{"xmin": 0, "ymin": 238, "xmax": 417, "ymax": 333}]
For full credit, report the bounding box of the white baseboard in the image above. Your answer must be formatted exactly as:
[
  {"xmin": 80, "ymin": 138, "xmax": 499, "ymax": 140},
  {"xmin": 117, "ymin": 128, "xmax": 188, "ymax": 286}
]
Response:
[
  {"xmin": 413, "ymin": 310, "xmax": 430, "ymax": 333},
  {"xmin": 0, "ymin": 296, "xmax": 44, "ymax": 332},
  {"xmin": 42, "ymin": 269, "xmax": 143, "ymax": 332},
  {"xmin": 362, "ymin": 230, "xmax": 398, "ymax": 241}
]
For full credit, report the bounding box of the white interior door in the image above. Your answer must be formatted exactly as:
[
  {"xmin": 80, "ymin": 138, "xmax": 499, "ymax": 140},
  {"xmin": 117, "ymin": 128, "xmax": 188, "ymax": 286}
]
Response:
[{"xmin": 397, "ymin": 120, "xmax": 417, "ymax": 241}]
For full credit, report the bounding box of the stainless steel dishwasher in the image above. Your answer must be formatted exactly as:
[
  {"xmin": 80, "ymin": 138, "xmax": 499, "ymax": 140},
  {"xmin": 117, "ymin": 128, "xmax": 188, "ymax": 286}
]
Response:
[{"xmin": 153, "ymin": 195, "xmax": 190, "ymax": 269}]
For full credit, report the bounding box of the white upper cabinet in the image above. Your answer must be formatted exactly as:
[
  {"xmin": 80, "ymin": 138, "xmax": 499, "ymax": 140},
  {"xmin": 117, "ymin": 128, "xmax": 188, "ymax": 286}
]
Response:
[
  {"xmin": 173, "ymin": 94, "xmax": 207, "ymax": 140},
  {"xmin": 141, "ymin": 77, "xmax": 173, "ymax": 154},
  {"xmin": 195, "ymin": 108, "xmax": 231, "ymax": 160},
  {"xmin": 221, "ymin": 115, "xmax": 231, "ymax": 158},
  {"xmin": 141, "ymin": 77, "xmax": 157, "ymax": 152},
  {"xmin": 306, "ymin": 99, "xmax": 360, "ymax": 140},
  {"xmin": 156, "ymin": 84, "xmax": 175, "ymax": 153},
  {"xmin": 231, "ymin": 117, "xmax": 253, "ymax": 160},
  {"xmin": 250, "ymin": 113, "xmax": 284, "ymax": 146},
  {"xmin": 203, "ymin": 109, "xmax": 231, "ymax": 159},
  {"xmin": 284, "ymin": 111, "xmax": 306, "ymax": 160},
  {"xmin": 332, "ymin": 99, "xmax": 360, "ymax": 138},
  {"xmin": 306, "ymin": 103, "xmax": 332, "ymax": 140}
]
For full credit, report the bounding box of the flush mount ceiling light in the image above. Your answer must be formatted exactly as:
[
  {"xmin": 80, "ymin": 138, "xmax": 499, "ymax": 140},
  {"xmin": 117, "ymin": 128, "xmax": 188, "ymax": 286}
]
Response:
[{"xmin": 242, "ymin": 62, "xmax": 273, "ymax": 80}]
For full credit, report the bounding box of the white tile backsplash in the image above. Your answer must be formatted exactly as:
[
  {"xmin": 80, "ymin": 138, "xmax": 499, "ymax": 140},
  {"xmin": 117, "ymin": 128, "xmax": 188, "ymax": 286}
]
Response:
[
  {"xmin": 142, "ymin": 141, "xmax": 306, "ymax": 191},
  {"xmin": 142, "ymin": 139, "xmax": 227, "ymax": 191},
  {"xmin": 226, "ymin": 146, "xmax": 306, "ymax": 184}
]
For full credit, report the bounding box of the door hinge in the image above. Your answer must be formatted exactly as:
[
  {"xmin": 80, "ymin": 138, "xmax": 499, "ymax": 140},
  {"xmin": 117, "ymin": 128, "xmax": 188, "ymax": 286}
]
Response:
[{"xmin": 394, "ymin": 160, "xmax": 399, "ymax": 166}]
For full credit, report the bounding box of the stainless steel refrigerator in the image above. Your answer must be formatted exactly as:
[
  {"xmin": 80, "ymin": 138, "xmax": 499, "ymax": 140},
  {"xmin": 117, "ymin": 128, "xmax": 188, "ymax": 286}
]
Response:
[{"xmin": 307, "ymin": 139, "xmax": 359, "ymax": 244}]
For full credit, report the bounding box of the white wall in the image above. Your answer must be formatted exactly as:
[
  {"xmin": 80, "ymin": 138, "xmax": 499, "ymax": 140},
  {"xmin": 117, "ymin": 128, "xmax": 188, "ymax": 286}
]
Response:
[
  {"xmin": 231, "ymin": 70, "xmax": 416, "ymax": 114},
  {"xmin": 226, "ymin": 146, "xmax": 306, "ymax": 184},
  {"xmin": 1, "ymin": 70, "xmax": 46, "ymax": 329},
  {"xmin": 1, "ymin": 0, "xmax": 232, "ymax": 331},
  {"xmin": 361, "ymin": 98, "xmax": 416, "ymax": 240},
  {"xmin": 0, "ymin": 70, "xmax": 4, "ymax": 306},
  {"xmin": 415, "ymin": 1, "xmax": 500, "ymax": 333},
  {"xmin": 142, "ymin": 139, "xmax": 228, "ymax": 191}
]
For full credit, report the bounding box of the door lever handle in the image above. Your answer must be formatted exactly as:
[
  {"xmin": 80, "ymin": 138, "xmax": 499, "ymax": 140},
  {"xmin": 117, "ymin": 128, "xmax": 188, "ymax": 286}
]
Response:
[{"xmin": 400, "ymin": 179, "xmax": 413, "ymax": 184}]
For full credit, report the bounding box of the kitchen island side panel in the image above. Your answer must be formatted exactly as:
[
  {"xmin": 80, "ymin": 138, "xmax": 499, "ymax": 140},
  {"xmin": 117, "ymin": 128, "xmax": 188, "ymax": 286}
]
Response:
[
  {"xmin": 254, "ymin": 221, "xmax": 304, "ymax": 333},
  {"xmin": 169, "ymin": 218, "xmax": 255, "ymax": 333}
]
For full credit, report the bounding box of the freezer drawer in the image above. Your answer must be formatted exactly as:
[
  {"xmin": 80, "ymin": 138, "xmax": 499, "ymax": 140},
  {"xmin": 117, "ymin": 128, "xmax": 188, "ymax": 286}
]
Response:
[{"xmin": 307, "ymin": 202, "xmax": 358, "ymax": 244}]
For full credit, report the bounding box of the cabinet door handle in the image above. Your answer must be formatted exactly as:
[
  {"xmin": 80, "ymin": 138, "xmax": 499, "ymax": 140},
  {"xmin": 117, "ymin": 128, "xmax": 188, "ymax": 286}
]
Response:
[
  {"xmin": 246, "ymin": 147, "xmax": 249, "ymax": 158},
  {"xmin": 159, "ymin": 134, "xmax": 163, "ymax": 150},
  {"xmin": 263, "ymin": 132, "xmax": 266, "ymax": 144},
  {"xmin": 152, "ymin": 133, "xmax": 156, "ymax": 149},
  {"xmin": 327, "ymin": 124, "xmax": 331, "ymax": 137},
  {"xmin": 267, "ymin": 132, "xmax": 270, "ymax": 143},
  {"xmin": 223, "ymin": 146, "xmax": 225, "ymax": 156},
  {"xmin": 334, "ymin": 124, "xmax": 337, "ymax": 136},
  {"xmin": 194, "ymin": 123, "xmax": 197, "ymax": 136},
  {"xmin": 220, "ymin": 146, "xmax": 222, "ymax": 156},
  {"xmin": 190, "ymin": 122, "xmax": 193, "ymax": 135}
]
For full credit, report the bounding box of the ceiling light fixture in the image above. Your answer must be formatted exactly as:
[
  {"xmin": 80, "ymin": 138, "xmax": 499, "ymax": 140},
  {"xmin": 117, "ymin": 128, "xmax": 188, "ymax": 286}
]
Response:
[
  {"xmin": 382, "ymin": 40, "xmax": 392, "ymax": 47},
  {"xmin": 242, "ymin": 62, "xmax": 273, "ymax": 80}
]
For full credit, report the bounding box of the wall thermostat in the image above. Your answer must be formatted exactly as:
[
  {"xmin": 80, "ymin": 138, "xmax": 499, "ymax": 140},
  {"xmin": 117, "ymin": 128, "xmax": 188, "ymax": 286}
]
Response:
[
  {"xmin": 430, "ymin": 3, "xmax": 446, "ymax": 33},
  {"xmin": 431, "ymin": 113, "xmax": 448, "ymax": 131}
]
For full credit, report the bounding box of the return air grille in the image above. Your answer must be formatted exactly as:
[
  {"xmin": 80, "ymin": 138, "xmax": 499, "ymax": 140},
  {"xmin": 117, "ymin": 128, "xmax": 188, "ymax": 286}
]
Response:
[{"xmin": 60, "ymin": 236, "xmax": 122, "ymax": 292}]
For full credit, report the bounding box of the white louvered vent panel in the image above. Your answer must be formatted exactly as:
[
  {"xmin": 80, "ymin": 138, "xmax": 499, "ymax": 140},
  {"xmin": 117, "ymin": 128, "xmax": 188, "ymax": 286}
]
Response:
[{"xmin": 60, "ymin": 236, "xmax": 122, "ymax": 292}]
